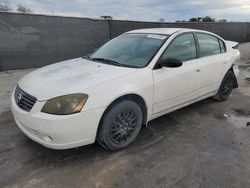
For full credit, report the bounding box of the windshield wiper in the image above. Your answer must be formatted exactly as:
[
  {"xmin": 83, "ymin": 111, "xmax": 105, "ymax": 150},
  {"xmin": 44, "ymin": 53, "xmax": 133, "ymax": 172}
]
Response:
[{"xmin": 90, "ymin": 57, "xmax": 122, "ymax": 66}]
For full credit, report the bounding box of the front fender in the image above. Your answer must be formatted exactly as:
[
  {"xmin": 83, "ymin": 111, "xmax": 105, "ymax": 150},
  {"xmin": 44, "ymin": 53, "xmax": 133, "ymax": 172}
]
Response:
[{"xmin": 83, "ymin": 68, "xmax": 154, "ymax": 119}]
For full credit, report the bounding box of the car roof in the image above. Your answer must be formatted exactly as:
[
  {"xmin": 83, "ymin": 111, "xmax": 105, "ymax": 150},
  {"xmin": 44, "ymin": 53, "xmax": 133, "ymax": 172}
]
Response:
[{"xmin": 126, "ymin": 28, "xmax": 204, "ymax": 35}]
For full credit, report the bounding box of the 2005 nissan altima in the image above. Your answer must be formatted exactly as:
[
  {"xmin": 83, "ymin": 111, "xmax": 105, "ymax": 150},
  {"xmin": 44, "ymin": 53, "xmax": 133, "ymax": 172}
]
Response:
[{"xmin": 11, "ymin": 28, "xmax": 240, "ymax": 151}]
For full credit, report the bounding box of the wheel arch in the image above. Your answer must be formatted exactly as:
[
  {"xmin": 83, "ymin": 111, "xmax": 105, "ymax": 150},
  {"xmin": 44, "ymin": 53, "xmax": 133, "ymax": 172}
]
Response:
[
  {"xmin": 229, "ymin": 65, "xmax": 238, "ymax": 88},
  {"xmin": 98, "ymin": 94, "xmax": 148, "ymax": 130}
]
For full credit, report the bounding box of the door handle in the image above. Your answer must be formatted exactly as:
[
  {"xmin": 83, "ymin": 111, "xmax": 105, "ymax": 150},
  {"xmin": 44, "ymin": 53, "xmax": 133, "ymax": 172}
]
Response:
[{"xmin": 195, "ymin": 69, "xmax": 201, "ymax": 72}]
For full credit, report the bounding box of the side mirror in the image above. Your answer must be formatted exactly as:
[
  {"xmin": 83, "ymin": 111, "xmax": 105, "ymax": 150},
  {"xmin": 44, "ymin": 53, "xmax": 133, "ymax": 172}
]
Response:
[{"xmin": 158, "ymin": 58, "xmax": 183, "ymax": 68}]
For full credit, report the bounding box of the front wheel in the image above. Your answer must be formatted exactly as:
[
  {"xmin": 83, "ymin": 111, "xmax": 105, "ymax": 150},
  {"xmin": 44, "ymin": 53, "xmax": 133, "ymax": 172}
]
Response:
[
  {"xmin": 97, "ymin": 100, "xmax": 143, "ymax": 151},
  {"xmin": 213, "ymin": 71, "xmax": 235, "ymax": 101},
  {"xmin": 26, "ymin": 42, "xmax": 43, "ymax": 58}
]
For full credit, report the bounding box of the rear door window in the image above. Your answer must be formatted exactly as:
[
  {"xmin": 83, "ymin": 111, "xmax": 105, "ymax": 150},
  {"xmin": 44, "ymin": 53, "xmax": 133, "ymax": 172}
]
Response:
[{"xmin": 197, "ymin": 33, "xmax": 220, "ymax": 57}]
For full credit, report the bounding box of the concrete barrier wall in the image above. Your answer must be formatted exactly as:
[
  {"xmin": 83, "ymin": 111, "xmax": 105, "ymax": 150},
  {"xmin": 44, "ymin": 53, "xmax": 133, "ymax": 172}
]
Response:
[
  {"xmin": 0, "ymin": 12, "xmax": 249, "ymax": 71},
  {"xmin": 247, "ymin": 23, "xmax": 250, "ymax": 42}
]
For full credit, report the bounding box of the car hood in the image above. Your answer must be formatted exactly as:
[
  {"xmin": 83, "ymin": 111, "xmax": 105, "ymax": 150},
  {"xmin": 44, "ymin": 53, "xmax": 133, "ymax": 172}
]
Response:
[{"xmin": 18, "ymin": 58, "xmax": 136, "ymax": 101}]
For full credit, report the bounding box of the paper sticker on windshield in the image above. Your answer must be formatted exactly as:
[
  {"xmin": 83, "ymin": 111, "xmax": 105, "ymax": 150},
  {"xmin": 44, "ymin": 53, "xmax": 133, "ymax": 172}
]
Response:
[{"xmin": 147, "ymin": 34, "xmax": 166, "ymax": 40}]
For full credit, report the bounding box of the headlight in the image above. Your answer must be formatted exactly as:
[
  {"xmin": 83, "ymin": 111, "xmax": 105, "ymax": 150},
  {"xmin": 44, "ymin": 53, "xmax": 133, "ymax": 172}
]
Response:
[{"xmin": 41, "ymin": 94, "xmax": 88, "ymax": 115}]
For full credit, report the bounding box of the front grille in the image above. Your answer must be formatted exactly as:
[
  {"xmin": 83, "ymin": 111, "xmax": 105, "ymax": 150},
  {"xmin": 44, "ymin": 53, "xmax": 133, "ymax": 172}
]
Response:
[{"xmin": 14, "ymin": 85, "xmax": 37, "ymax": 112}]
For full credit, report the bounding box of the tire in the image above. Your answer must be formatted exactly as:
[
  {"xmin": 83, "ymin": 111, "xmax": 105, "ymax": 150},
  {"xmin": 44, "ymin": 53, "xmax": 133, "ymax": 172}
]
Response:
[
  {"xmin": 26, "ymin": 42, "xmax": 43, "ymax": 58},
  {"xmin": 213, "ymin": 71, "xmax": 235, "ymax": 101},
  {"xmin": 97, "ymin": 100, "xmax": 143, "ymax": 151}
]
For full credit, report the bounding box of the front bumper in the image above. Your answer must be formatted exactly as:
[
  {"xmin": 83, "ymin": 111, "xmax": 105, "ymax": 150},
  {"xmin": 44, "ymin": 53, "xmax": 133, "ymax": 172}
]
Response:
[{"xmin": 11, "ymin": 92, "xmax": 105, "ymax": 149}]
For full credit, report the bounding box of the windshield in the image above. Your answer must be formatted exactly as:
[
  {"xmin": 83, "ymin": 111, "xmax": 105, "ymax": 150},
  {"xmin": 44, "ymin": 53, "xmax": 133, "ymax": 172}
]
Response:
[{"xmin": 89, "ymin": 33, "xmax": 169, "ymax": 68}]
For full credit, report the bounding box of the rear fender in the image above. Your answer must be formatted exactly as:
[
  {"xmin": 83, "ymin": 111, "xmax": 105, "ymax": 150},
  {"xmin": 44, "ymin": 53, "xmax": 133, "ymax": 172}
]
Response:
[{"xmin": 229, "ymin": 66, "xmax": 239, "ymax": 89}]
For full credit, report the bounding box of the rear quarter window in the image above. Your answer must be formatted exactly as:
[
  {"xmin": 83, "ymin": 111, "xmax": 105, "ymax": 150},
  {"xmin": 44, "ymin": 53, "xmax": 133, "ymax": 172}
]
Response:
[{"xmin": 219, "ymin": 40, "xmax": 226, "ymax": 53}]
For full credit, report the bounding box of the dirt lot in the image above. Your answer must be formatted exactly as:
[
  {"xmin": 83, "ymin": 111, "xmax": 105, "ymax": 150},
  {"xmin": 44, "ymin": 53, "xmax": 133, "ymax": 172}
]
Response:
[{"xmin": 0, "ymin": 45, "xmax": 250, "ymax": 188}]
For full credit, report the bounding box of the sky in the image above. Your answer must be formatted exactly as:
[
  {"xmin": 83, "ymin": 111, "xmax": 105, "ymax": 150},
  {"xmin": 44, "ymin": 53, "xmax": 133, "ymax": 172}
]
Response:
[{"xmin": 8, "ymin": 0, "xmax": 250, "ymax": 22}]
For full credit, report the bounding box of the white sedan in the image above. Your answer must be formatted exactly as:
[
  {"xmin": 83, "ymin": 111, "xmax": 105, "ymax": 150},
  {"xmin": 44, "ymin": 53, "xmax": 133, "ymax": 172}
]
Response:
[{"xmin": 11, "ymin": 28, "xmax": 240, "ymax": 151}]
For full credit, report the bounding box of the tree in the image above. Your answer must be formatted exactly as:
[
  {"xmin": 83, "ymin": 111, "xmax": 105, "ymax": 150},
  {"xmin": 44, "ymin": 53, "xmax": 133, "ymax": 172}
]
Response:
[
  {"xmin": 189, "ymin": 17, "xmax": 198, "ymax": 22},
  {"xmin": 218, "ymin": 19, "xmax": 227, "ymax": 22},
  {"xmin": 17, "ymin": 4, "xmax": 32, "ymax": 13},
  {"xmin": 202, "ymin": 16, "xmax": 215, "ymax": 22},
  {"xmin": 175, "ymin": 20, "xmax": 187, "ymax": 23},
  {"xmin": 0, "ymin": 0, "xmax": 11, "ymax": 12},
  {"xmin": 179, "ymin": 16, "xmax": 215, "ymax": 23},
  {"xmin": 197, "ymin": 17, "xmax": 202, "ymax": 22},
  {"xmin": 176, "ymin": 16, "xmax": 216, "ymax": 23},
  {"xmin": 159, "ymin": 18, "xmax": 165, "ymax": 22}
]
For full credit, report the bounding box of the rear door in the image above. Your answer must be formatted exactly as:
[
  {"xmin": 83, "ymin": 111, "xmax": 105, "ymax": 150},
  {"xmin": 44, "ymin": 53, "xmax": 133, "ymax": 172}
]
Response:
[{"xmin": 194, "ymin": 33, "xmax": 230, "ymax": 94}]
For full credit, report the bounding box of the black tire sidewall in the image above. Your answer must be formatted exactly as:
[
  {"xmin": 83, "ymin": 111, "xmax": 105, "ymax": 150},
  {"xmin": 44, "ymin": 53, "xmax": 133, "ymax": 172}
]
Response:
[
  {"xmin": 99, "ymin": 100, "xmax": 143, "ymax": 151},
  {"xmin": 218, "ymin": 71, "xmax": 235, "ymax": 101}
]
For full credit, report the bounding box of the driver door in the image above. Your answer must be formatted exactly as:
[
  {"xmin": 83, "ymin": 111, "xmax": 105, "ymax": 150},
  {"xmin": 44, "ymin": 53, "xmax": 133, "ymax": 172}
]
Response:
[{"xmin": 153, "ymin": 33, "xmax": 203, "ymax": 114}]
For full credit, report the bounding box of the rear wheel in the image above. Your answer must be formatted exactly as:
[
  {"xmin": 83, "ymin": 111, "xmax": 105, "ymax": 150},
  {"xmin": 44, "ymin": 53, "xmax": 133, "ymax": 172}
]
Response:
[
  {"xmin": 97, "ymin": 100, "xmax": 143, "ymax": 151},
  {"xmin": 213, "ymin": 71, "xmax": 235, "ymax": 101}
]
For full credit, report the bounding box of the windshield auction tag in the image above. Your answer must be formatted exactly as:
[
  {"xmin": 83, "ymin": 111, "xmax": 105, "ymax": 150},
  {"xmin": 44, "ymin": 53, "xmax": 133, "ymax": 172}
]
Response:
[{"xmin": 147, "ymin": 34, "xmax": 166, "ymax": 40}]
